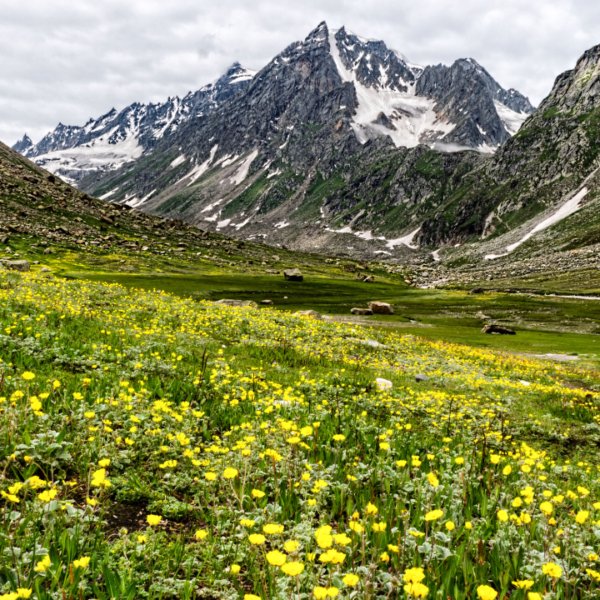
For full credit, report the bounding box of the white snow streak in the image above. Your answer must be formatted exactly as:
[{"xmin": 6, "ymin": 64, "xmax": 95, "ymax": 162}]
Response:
[
  {"xmin": 485, "ymin": 187, "xmax": 589, "ymax": 260},
  {"xmin": 230, "ymin": 149, "xmax": 259, "ymax": 186},
  {"xmin": 386, "ymin": 228, "xmax": 421, "ymax": 249}
]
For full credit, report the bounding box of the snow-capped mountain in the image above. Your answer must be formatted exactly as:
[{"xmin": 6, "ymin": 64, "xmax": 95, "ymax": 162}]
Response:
[
  {"xmin": 15, "ymin": 63, "xmax": 255, "ymax": 183},
  {"xmin": 329, "ymin": 26, "xmax": 534, "ymax": 150},
  {"xmin": 14, "ymin": 22, "xmax": 540, "ymax": 259}
]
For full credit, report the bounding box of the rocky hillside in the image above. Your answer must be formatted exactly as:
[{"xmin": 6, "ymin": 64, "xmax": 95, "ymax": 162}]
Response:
[
  {"xmin": 61, "ymin": 22, "xmax": 531, "ymax": 257},
  {"xmin": 13, "ymin": 63, "xmax": 255, "ymax": 185},
  {"xmin": 418, "ymin": 44, "xmax": 600, "ymax": 249}
]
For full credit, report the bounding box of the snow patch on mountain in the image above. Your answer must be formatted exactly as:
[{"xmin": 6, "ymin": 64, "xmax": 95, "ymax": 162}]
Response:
[
  {"xmin": 329, "ymin": 31, "xmax": 455, "ymax": 148},
  {"xmin": 230, "ymin": 150, "xmax": 259, "ymax": 186},
  {"xmin": 494, "ymin": 100, "xmax": 529, "ymax": 136}
]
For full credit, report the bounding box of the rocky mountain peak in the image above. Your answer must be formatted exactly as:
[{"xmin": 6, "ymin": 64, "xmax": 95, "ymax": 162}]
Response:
[
  {"xmin": 332, "ymin": 26, "xmax": 418, "ymax": 93},
  {"xmin": 12, "ymin": 134, "xmax": 33, "ymax": 155}
]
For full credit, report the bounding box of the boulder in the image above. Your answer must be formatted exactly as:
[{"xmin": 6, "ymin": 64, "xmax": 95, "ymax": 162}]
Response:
[
  {"xmin": 363, "ymin": 275, "xmax": 374, "ymax": 283},
  {"xmin": 41, "ymin": 267, "xmax": 51, "ymax": 273},
  {"xmin": 295, "ymin": 310, "xmax": 322, "ymax": 320},
  {"xmin": 214, "ymin": 299, "xmax": 257, "ymax": 308},
  {"xmin": 284, "ymin": 268, "xmax": 303, "ymax": 282},
  {"xmin": 261, "ymin": 299, "xmax": 274, "ymax": 305},
  {"xmin": 351, "ymin": 308, "xmax": 373, "ymax": 315},
  {"xmin": 415, "ymin": 374, "xmax": 429, "ymax": 382},
  {"xmin": 368, "ymin": 301, "xmax": 393, "ymax": 315},
  {"xmin": 43, "ymin": 248, "xmax": 53, "ymax": 255},
  {"xmin": 343, "ymin": 263, "xmax": 355, "ymax": 273},
  {"xmin": 5, "ymin": 260, "xmax": 30, "ymax": 272},
  {"xmin": 469, "ymin": 287, "xmax": 484, "ymax": 294},
  {"xmin": 482, "ymin": 324, "xmax": 515, "ymax": 335}
]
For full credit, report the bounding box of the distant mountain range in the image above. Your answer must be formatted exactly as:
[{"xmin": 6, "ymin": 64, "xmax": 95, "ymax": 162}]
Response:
[
  {"xmin": 12, "ymin": 22, "xmax": 600, "ymax": 265},
  {"xmin": 14, "ymin": 63, "xmax": 255, "ymax": 184}
]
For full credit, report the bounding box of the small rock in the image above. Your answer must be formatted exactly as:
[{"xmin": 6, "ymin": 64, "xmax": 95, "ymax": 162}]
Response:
[
  {"xmin": 375, "ymin": 378, "xmax": 392, "ymax": 391},
  {"xmin": 368, "ymin": 301, "xmax": 393, "ymax": 315},
  {"xmin": 343, "ymin": 263, "xmax": 356, "ymax": 273},
  {"xmin": 475, "ymin": 311, "xmax": 491, "ymax": 320},
  {"xmin": 261, "ymin": 299, "xmax": 274, "ymax": 305},
  {"xmin": 265, "ymin": 269, "xmax": 280, "ymax": 274},
  {"xmin": 415, "ymin": 374, "xmax": 429, "ymax": 382},
  {"xmin": 5, "ymin": 260, "xmax": 30, "ymax": 272},
  {"xmin": 41, "ymin": 267, "xmax": 51, "ymax": 273},
  {"xmin": 351, "ymin": 308, "xmax": 373, "ymax": 315},
  {"xmin": 481, "ymin": 324, "xmax": 515, "ymax": 335},
  {"xmin": 284, "ymin": 268, "xmax": 303, "ymax": 282},
  {"xmin": 295, "ymin": 310, "xmax": 322, "ymax": 320},
  {"xmin": 469, "ymin": 287, "xmax": 484, "ymax": 295},
  {"xmin": 43, "ymin": 248, "xmax": 53, "ymax": 255},
  {"xmin": 215, "ymin": 299, "xmax": 257, "ymax": 308},
  {"xmin": 363, "ymin": 275, "xmax": 374, "ymax": 283}
]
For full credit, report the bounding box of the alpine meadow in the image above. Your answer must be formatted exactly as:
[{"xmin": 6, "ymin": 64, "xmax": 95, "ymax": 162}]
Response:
[{"xmin": 3, "ymin": 7, "xmax": 600, "ymax": 600}]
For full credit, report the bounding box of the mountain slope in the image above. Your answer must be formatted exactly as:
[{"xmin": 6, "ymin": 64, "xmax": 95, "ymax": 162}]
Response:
[
  {"xmin": 71, "ymin": 22, "xmax": 531, "ymax": 257},
  {"xmin": 418, "ymin": 43, "xmax": 600, "ymax": 251},
  {"xmin": 14, "ymin": 63, "xmax": 255, "ymax": 185}
]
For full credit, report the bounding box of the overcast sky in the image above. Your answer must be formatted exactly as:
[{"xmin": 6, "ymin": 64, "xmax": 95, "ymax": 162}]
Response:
[{"xmin": 1, "ymin": 0, "xmax": 599, "ymax": 146}]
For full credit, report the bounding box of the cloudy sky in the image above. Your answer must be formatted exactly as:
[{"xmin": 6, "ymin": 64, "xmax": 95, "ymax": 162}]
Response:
[{"xmin": 1, "ymin": 0, "xmax": 599, "ymax": 146}]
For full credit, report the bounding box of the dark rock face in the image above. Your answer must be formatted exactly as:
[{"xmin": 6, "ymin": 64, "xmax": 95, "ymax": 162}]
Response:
[{"xmin": 351, "ymin": 308, "xmax": 373, "ymax": 315}]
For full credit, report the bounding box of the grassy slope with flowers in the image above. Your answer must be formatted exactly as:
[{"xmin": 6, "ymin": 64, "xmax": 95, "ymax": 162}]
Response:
[{"xmin": 1, "ymin": 269, "xmax": 600, "ymax": 600}]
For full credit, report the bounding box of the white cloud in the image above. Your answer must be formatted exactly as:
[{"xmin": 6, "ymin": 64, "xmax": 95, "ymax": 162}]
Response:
[{"xmin": 1, "ymin": 0, "xmax": 599, "ymax": 145}]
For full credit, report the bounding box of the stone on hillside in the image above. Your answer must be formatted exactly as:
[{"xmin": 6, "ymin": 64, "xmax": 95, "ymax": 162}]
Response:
[
  {"xmin": 415, "ymin": 374, "xmax": 429, "ymax": 382},
  {"xmin": 368, "ymin": 301, "xmax": 393, "ymax": 315},
  {"xmin": 351, "ymin": 308, "xmax": 373, "ymax": 315},
  {"xmin": 482, "ymin": 324, "xmax": 515, "ymax": 335},
  {"xmin": 284, "ymin": 268, "xmax": 303, "ymax": 282},
  {"xmin": 476, "ymin": 311, "xmax": 491, "ymax": 319},
  {"xmin": 375, "ymin": 378, "xmax": 392, "ymax": 391},
  {"xmin": 469, "ymin": 287, "xmax": 484, "ymax": 294},
  {"xmin": 5, "ymin": 260, "xmax": 30, "ymax": 272},
  {"xmin": 343, "ymin": 263, "xmax": 355, "ymax": 273},
  {"xmin": 266, "ymin": 269, "xmax": 280, "ymax": 274},
  {"xmin": 215, "ymin": 299, "xmax": 257, "ymax": 308},
  {"xmin": 41, "ymin": 267, "xmax": 51, "ymax": 273},
  {"xmin": 261, "ymin": 299, "xmax": 274, "ymax": 305},
  {"xmin": 363, "ymin": 275, "xmax": 374, "ymax": 283},
  {"xmin": 43, "ymin": 248, "xmax": 53, "ymax": 254},
  {"xmin": 295, "ymin": 310, "xmax": 322, "ymax": 320},
  {"xmin": 0, "ymin": 235, "xmax": 8, "ymax": 244}
]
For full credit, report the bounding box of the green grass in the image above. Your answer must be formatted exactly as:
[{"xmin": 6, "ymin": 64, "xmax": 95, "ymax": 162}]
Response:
[{"xmin": 67, "ymin": 272, "xmax": 600, "ymax": 360}]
